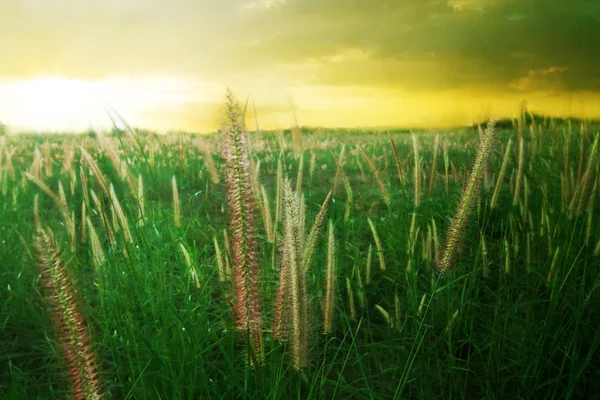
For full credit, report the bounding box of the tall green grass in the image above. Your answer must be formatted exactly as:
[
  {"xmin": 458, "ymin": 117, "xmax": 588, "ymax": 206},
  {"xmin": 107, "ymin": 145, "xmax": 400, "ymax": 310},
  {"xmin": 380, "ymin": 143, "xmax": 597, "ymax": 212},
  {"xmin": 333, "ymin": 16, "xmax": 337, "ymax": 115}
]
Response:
[{"xmin": 1, "ymin": 112, "xmax": 599, "ymax": 399}]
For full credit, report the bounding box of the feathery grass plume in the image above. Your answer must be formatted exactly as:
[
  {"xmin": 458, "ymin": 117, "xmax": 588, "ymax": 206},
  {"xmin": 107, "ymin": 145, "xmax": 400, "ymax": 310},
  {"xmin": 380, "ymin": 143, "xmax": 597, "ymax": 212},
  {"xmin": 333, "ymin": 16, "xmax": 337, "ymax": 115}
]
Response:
[
  {"xmin": 222, "ymin": 88, "xmax": 263, "ymax": 362},
  {"xmin": 323, "ymin": 220, "xmax": 337, "ymax": 334},
  {"xmin": 249, "ymin": 160, "xmax": 270, "ymax": 240},
  {"xmin": 412, "ymin": 134, "xmax": 421, "ymax": 207},
  {"xmin": 277, "ymin": 179, "xmax": 310, "ymax": 369},
  {"xmin": 109, "ymin": 183, "xmax": 133, "ymax": 244},
  {"xmin": 172, "ymin": 175, "xmax": 181, "ymax": 228},
  {"xmin": 353, "ymin": 264, "xmax": 365, "ymax": 309},
  {"xmin": 179, "ymin": 243, "xmax": 200, "ymax": 289},
  {"xmin": 270, "ymin": 158, "xmax": 284, "ymax": 271},
  {"xmin": 560, "ymin": 172, "xmax": 568, "ymax": 212},
  {"xmin": 407, "ymin": 212, "xmax": 418, "ymax": 272},
  {"xmin": 148, "ymin": 143, "xmax": 155, "ymax": 167},
  {"xmin": 443, "ymin": 139, "xmax": 450, "ymax": 192},
  {"xmin": 96, "ymin": 132, "xmax": 136, "ymax": 194},
  {"xmin": 80, "ymin": 166, "xmax": 90, "ymax": 206},
  {"xmin": 274, "ymin": 157, "xmax": 283, "ymax": 236},
  {"xmin": 438, "ymin": 121, "xmax": 495, "ymax": 273},
  {"xmin": 418, "ymin": 293, "xmax": 427, "ymax": 317},
  {"xmin": 137, "ymin": 175, "xmax": 145, "ymax": 226},
  {"xmin": 569, "ymin": 167, "xmax": 576, "ymax": 206},
  {"xmin": 79, "ymin": 147, "xmax": 110, "ymax": 199},
  {"xmin": 58, "ymin": 182, "xmax": 76, "ymax": 249},
  {"xmin": 34, "ymin": 194, "xmax": 41, "ymax": 230},
  {"xmin": 69, "ymin": 167, "xmax": 77, "ymax": 196},
  {"xmin": 394, "ymin": 295, "xmax": 401, "ymax": 328},
  {"xmin": 547, "ymin": 246, "xmax": 560, "ymax": 284},
  {"xmin": 61, "ymin": 146, "xmax": 74, "ymax": 174},
  {"xmin": 201, "ymin": 147, "xmax": 220, "ymax": 184},
  {"xmin": 291, "ymin": 125, "xmax": 304, "ymax": 155},
  {"xmin": 356, "ymin": 158, "xmax": 366, "ymax": 180},
  {"xmin": 301, "ymin": 189, "xmax": 332, "ymax": 272},
  {"xmin": 490, "ymin": 137, "xmax": 512, "ymax": 209},
  {"xmin": 277, "ymin": 129, "xmax": 286, "ymax": 158},
  {"xmin": 260, "ymin": 185, "xmax": 273, "ymax": 243},
  {"xmin": 30, "ymin": 146, "xmax": 42, "ymax": 180},
  {"xmin": 445, "ymin": 310, "xmax": 459, "ymax": 335},
  {"xmin": 375, "ymin": 305, "xmax": 391, "ymax": 327},
  {"xmin": 81, "ymin": 202, "xmax": 87, "ymax": 243},
  {"xmin": 513, "ymin": 137, "xmax": 525, "ymax": 206},
  {"xmin": 214, "ymin": 236, "xmax": 226, "ymax": 281},
  {"xmin": 480, "ymin": 234, "xmax": 489, "ymax": 278},
  {"xmin": 367, "ymin": 217, "xmax": 385, "ymax": 271},
  {"xmin": 346, "ymin": 277, "xmax": 356, "ymax": 321},
  {"xmin": 119, "ymin": 160, "xmax": 137, "ymax": 197},
  {"xmin": 25, "ymin": 174, "xmax": 77, "ymax": 250},
  {"xmin": 35, "ymin": 227, "xmax": 103, "ymax": 400},
  {"xmin": 357, "ymin": 145, "xmax": 390, "ymax": 207},
  {"xmin": 298, "ymin": 193, "xmax": 307, "ymax": 248},
  {"xmin": 431, "ymin": 218, "xmax": 440, "ymax": 262},
  {"xmin": 272, "ymin": 251, "xmax": 291, "ymax": 341},
  {"xmin": 428, "ymin": 134, "xmax": 439, "ymax": 194},
  {"xmin": 295, "ymin": 153, "xmax": 303, "ymax": 193},
  {"xmin": 332, "ymin": 145, "xmax": 346, "ymax": 195},
  {"xmin": 86, "ymin": 218, "xmax": 106, "ymax": 269},
  {"xmin": 110, "ymin": 193, "xmax": 120, "ymax": 234},
  {"xmin": 366, "ymin": 243, "xmax": 372, "ymax": 285},
  {"xmin": 573, "ymin": 134, "xmax": 599, "ymax": 216},
  {"xmin": 250, "ymin": 159, "xmax": 262, "ymax": 208},
  {"xmin": 390, "ymin": 138, "xmax": 406, "ymax": 186},
  {"xmin": 450, "ymin": 160, "xmax": 458, "ymax": 183},
  {"xmin": 90, "ymin": 190, "xmax": 116, "ymax": 247},
  {"xmin": 333, "ymin": 155, "xmax": 353, "ymax": 205},
  {"xmin": 24, "ymin": 172, "xmax": 60, "ymax": 204}
]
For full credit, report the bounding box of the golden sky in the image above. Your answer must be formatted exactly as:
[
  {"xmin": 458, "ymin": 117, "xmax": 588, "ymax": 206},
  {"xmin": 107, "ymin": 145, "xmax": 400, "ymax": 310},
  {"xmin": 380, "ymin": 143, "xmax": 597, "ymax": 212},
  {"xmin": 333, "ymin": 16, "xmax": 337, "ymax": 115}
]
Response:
[{"xmin": 1, "ymin": 0, "xmax": 599, "ymax": 133}]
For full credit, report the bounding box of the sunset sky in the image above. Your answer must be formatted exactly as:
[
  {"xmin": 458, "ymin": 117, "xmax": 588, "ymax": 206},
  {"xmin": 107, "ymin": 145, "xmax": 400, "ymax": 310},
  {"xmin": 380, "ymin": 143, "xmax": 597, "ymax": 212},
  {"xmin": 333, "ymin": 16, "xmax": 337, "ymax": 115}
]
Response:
[{"xmin": 1, "ymin": 0, "xmax": 599, "ymax": 133}]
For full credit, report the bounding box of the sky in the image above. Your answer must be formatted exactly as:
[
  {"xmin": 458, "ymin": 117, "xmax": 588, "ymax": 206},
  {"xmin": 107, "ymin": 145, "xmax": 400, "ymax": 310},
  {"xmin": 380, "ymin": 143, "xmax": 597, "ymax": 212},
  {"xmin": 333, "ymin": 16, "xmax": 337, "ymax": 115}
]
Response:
[{"xmin": 1, "ymin": 0, "xmax": 599, "ymax": 133}]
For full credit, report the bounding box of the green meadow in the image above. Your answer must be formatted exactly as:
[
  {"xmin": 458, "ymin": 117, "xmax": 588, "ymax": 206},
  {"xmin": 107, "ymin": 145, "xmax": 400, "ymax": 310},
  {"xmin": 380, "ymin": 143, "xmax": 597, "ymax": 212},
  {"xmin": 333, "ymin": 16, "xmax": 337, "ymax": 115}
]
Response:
[{"xmin": 1, "ymin": 98, "xmax": 600, "ymax": 399}]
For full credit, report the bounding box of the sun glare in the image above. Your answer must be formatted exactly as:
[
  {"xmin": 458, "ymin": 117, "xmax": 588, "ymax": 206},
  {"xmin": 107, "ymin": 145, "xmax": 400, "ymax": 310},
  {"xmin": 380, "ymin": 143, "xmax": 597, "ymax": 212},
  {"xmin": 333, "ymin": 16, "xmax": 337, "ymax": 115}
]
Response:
[
  {"xmin": 0, "ymin": 78, "xmax": 111, "ymax": 132},
  {"xmin": 0, "ymin": 76, "xmax": 209, "ymax": 133}
]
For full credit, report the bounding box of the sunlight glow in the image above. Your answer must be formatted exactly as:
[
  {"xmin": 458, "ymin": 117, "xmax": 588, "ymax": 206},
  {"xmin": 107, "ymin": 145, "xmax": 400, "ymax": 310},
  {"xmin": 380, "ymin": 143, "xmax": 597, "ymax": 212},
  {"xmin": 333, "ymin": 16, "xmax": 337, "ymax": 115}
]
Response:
[{"xmin": 0, "ymin": 77, "xmax": 218, "ymax": 133}]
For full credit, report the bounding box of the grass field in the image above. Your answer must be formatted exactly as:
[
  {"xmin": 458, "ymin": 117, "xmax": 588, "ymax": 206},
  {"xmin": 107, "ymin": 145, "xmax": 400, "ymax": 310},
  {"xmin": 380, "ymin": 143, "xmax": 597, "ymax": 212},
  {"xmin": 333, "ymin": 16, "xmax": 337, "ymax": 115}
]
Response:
[{"xmin": 1, "ymin": 98, "xmax": 600, "ymax": 399}]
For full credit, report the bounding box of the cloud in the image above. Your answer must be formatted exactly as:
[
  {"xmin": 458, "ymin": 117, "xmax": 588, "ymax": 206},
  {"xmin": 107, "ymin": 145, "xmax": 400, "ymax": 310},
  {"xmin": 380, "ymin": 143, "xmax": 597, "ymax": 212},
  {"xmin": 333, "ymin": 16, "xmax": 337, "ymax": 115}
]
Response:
[
  {"xmin": 242, "ymin": 0, "xmax": 286, "ymax": 11},
  {"xmin": 228, "ymin": 0, "xmax": 600, "ymax": 93},
  {"xmin": 3, "ymin": 0, "xmax": 599, "ymax": 95},
  {"xmin": 2, "ymin": 0, "xmax": 600, "ymax": 131},
  {"xmin": 509, "ymin": 66, "xmax": 569, "ymax": 94}
]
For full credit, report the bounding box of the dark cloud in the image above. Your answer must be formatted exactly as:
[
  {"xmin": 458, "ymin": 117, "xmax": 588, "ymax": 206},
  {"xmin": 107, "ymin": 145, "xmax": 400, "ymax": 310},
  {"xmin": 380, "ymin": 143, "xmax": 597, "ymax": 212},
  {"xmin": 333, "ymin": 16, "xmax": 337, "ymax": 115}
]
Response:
[
  {"xmin": 1, "ymin": 0, "xmax": 599, "ymax": 94},
  {"xmin": 233, "ymin": 0, "xmax": 600, "ymax": 92}
]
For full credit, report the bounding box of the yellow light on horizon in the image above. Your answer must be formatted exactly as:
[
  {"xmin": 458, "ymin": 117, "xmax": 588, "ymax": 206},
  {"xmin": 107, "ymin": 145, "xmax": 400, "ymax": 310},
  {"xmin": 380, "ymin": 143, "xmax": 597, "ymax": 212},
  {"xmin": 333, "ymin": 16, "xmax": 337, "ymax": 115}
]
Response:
[
  {"xmin": 0, "ymin": 78, "xmax": 108, "ymax": 131},
  {"xmin": 0, "ymin": 76, "xmax": 215, "ymax": 132}
]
